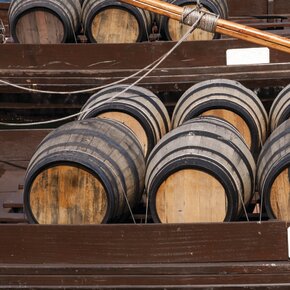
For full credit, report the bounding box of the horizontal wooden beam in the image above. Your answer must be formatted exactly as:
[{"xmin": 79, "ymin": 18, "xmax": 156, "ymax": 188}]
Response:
[
  {"xmin": 0, "ymin": 41, "xmax": 289, "ymax": 97},
  {"xmin": 0, "ymin": 222, "xmax": 288, "ymax": 264},
  {"xmin": 0, "ymin": 222, "xmax": 288, "ymax": 287},
  {"xmin": 0, "ymin": 40, "xmax": 289, "ymax": 70},
  {"xmin": 0, "ymin": 266, "xmax": 290, "ymax": 288}
]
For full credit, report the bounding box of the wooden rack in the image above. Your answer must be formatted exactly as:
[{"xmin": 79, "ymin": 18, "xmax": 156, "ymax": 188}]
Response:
[{"xmin": 0, "ymin": 2, "xmax": 289, "ymax": 287}]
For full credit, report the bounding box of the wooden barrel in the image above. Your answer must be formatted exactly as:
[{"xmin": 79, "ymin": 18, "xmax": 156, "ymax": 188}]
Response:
[
  {"xmin": 78, "ymin": 85, "xmax": 171, "ymax": 158},
  {"xmin": 158, "ymin": 0, "xmax": 228, "ymax": 41},
  {"xmin": 82, "ymin": 0, "xmax": 152, "ymax": 43},
  {"xmin": 269, "ymin": 84, "xmax": 290, "ymax": 132},
  {"xmin": 9, "ymin": 0, "xmax": 81, "ymax": 44},
  {"xmin": 146, "ymin": 116, "xmax": 256, "ymax": 223},
  {"xmin": 257, "ymin": 119, "xmax": 290, "ymax": 221},
  {"xmin": 23, "ymin": 118, "xmax": 145, "ymax": 224},
  {"xmin": 172, "ymin": 79, "xmax": 268, "ymax": 160}
]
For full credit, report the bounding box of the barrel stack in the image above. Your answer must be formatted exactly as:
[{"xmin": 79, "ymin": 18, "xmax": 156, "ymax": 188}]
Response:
[
  {"xmin": 22, "ymin": 80, "xmax": 290, "ymax": 224},
  {"xmin": 78, "ymin": 85, "xmax": 171, "ymax": 158},
  {"xmin": 171, "ymin": 79, "xmax": 269, "ymax": 160},
  {"xmin": 8, "ymin": 0, "xmax": 230, "ymax": 43}
]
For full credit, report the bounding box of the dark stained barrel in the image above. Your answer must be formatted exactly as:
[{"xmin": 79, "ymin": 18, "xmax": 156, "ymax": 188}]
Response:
[
  {"xmin": 78, "ymin": 85, "xmax": 171, "ymax": 158},
  {"xmin": 24, "ymin": 118, "xmax": 145, "ymax": 224},
  {"xmin": 269, "ymin": 84, "xmax": 290, "ymax": 132},
  {"xmin": 159, "ymin": 0, "xmax": 228, "ymax": 41},
  {"xmin": 82, "ymin": 0, "xmax": 152, "ymax": 43},
  {"xmin": 9, "ymin": 0, "xmax": 81, "ymax": 43},
  {"xmin": 257, "ymin": 119, "xmax": 290, "ymax": 221},
  {"xmin": 146, "ymin": 116, "xmax": 256, "ymax": 223},
  {"xmin": 172, "ymin": 79, "xmax": 268, "ymax": 160}
]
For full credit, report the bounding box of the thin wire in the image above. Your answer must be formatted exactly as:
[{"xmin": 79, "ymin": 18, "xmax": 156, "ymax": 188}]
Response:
[
  {"xmin": 145, "ymin": 191, "xmax": 149, "ymax": 224},
  {"xmin": 0, "ymin": 58, "xmax": 161, "ymax": 95},
  {"xmin": 123, "ymin": 187, "xmax": 137, "ymax": 224},
  {"xmin": 259, "ymin": 138, "xmax": 263, "ymax": 223},
  {"xmin": 105, "ymin": 160, "xmax": 137, "ymax": 224},
  {"xmin": 0, "ymin": 13, "xmax": 204, "ymax": 127},
  {"xmin": 240, "ymin": 192, "xmax": 250, "ymax": 222},
  {"xmin": 259, "ymin": 190, "xmax": 264, "ymax": 223}
]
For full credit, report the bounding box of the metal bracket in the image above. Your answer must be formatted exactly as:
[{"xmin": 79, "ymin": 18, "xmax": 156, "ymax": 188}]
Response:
[
  {"xmin": 267, "ymin": 0, "xmax": 274, "ymax": 17},
  {"xmin": 287, "ymin": 227, "xmax": 290, "ymax": 258}
]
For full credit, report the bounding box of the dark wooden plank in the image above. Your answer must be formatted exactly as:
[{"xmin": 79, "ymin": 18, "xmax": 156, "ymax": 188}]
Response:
[
  {"xmin": 0, "ymin": 129, "xmax": 50, "ymax": 161},
  {"xmin": 0, "ymin": 62, "xmax": 289, "ymax": 95},
  {"xmin": 0, "ymin": 130, "xmax": 50, "ymax": 195},
  {"xmin": 227, "ymin": 0, "xmax": 290, "ymax": 16},
  {"xmin": 0, "ymin": 222, "xmax": 287, "ymax": 264},
  {"xmin": 0, "ymin": 40, "xmax": 289, "ymax": 71},
  {"xmin": 1, "ymin": 262, "xmax": 290, "ymax": 275},
  {"xmin": 2, "ymin": 190, "xmax": 23, "ymax": 208},
  {"xmin": 0, "ymin": 273, "xmax": 290, "ymax": 287},
  {"xmin": 0, "ymin": 212, "xmax": 26, "ymax": 223}
]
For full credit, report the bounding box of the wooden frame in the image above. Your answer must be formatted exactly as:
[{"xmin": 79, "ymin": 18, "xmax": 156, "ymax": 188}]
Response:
[{"xmin": 0, "ymin": 222, "xmax": 288, "ymax": 288}]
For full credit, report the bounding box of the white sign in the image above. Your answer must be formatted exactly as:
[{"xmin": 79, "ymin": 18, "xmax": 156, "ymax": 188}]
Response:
[{"xmin": 226, "ymin": 47, "xmax": 270, "ymax": 65}]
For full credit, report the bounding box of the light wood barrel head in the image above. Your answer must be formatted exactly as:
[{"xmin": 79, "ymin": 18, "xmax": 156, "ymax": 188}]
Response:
[
  {"xmin": 91, "ymin": 8, "xmax": 139, "ymax": 43},
  {"xmin": 98, "ymin": 111, "xmax": 148, "ymax": 157},
  {"xmin": 15, "ymin": 9, "xmax": 65, "ymax": 44},
  {"xmin": 167, "ymin": 5, "xmax": 214, "ymax": 41},
  {"xmin": 202, "ymin": 109, "xmax": 252, "ymax": 149},
  {"xmin": 270, "ymin": 167, "xmax": 290, "ymax": 221},
  {"xmin": 155, "ymin": 169, "xmax": 227, "ymax": 223},
  {"xmin": 29, "ymin": 165, "xmax": 108, "ymax": 224}
]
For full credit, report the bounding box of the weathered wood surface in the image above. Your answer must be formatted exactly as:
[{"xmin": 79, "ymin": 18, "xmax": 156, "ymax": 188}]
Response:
[
  {"xmin": 14, "ymin": 9, "xmax": 65, "ymax": 44},
  {"xmin": 0, "ymin": 132, "xmax": 289, "ymax": 288},
  {"xmin": 1, "ymin": 40, "xmax": 290, "ymax": 70},
  {"xmin": 270, "ymin": 168, "xmax": 290, "ymax": 221},
  {"xmin": 0, "ymin": 129, "xmax": 50, "ymax": 222},
  {"xmin": 0, "ymin": 222, "xmax": 288, "ymax": 288},
  {"xmin": 0, "ymin": 40, "xmax": 288, "ymax": 122},
  {"xmin": 227, "ymin": 0, "xmax": 290, "ymax": 16},
  {"xmin": 0, "ymin": 3, "xmax": 9, "ymax": 36},
  {"xmin": 156, "ymin": 169, "xmax": 227, "ymax": 223},
  {"xmin": 0, "ymin": 222, "xmax": 288, "ymax": 263},
  {"xmin": 0, "ymin": 40, "xmax": 289, "ymax": 94}
]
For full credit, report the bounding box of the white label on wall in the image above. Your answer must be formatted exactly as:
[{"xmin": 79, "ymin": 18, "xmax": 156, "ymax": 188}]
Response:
[
  {"xmin": 288, "ymin": 227, "xmax": 290, "ymax": 258},
  {"xmin": 226, "ymin": 47, "xmax": 270, "ymax": 65}
]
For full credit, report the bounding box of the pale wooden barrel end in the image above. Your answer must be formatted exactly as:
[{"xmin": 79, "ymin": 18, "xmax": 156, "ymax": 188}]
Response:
[
  {"xmin": 30, "ymin": 165, "xmax": 108, "ymax": 224},
  {"xmin": 269, "ymin": 167, "xmax": 290, "ymax": 221},
  {"xmin": 155, "ymin": 169, "xmax": 227, "ymax": 223}
]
